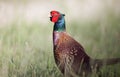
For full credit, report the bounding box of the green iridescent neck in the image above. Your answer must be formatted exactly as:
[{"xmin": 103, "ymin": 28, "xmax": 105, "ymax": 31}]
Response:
[{"xmin": 54, "ymin": 16, "xmax": 66, "ymax": 32}]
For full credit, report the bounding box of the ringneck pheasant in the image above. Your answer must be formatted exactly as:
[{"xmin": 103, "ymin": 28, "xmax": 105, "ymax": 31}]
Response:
[{"xmin": 50, "ymin": 10, "xmax": 120, "ymax": 77}]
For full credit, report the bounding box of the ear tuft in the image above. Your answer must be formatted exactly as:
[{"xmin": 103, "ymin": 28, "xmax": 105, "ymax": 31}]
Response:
[{"xmin": 63, "ymin": 14, "xmax": 65, "ymax": 16}]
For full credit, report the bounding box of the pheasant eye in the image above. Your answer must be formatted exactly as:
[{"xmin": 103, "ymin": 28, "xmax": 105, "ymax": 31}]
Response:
[{"xmin": 51, "ymin": 11, "xmax": 60, "ymax": 17}]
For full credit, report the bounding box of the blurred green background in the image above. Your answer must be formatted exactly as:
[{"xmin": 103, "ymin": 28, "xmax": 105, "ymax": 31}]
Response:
[{"xmin": 0, "ymin": 0, "xmax": 120, "ymax": 77}]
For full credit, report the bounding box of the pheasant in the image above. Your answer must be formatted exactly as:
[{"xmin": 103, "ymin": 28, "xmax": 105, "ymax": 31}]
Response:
[{"xmin": 50, "ymin": 10, "xmax": 120, "ymax": 77}]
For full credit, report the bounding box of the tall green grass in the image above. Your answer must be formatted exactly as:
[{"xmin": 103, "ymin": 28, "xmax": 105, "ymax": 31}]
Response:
[
  {"xmin": 0, "ymin": 16, "xmax": 120, "ymax": 77},
  {"xmin": 0, "ymin": 22, "xmax": 62, "ymax": 77}
]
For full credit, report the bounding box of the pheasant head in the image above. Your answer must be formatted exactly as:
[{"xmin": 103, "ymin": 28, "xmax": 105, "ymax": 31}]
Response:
[{"xmin": 50, "ymin": 10, "xmax": 66, "ymax": 32}]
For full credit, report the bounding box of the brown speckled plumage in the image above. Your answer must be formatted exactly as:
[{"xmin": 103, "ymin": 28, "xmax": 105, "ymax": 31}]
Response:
[{"xmin": 53, "ymin": 32, "xmax": 91, "ymax": 76}]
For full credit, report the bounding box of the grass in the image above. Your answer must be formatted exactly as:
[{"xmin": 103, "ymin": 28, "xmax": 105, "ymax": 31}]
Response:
[
  {"xmin": 0, "ymin": 15, "xmax": 120, "ymax": 77},
  {"xmin": 0, "ymin": 22, "xmax": 62, "ymax": 77}
]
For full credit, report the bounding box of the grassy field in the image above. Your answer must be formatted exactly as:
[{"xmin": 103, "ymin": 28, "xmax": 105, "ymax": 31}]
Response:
[{"xmin": 0, "ymin": 15, "xmax": 120, "ymax": 77}]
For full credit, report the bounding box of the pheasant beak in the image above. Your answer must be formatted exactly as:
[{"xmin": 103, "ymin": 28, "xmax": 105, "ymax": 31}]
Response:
[{"xmin": 50, "ymin": 17, "xmax": 52, "ymax": 21}]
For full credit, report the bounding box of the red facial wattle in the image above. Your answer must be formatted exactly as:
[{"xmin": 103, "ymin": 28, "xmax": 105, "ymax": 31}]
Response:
[
  {"xmin": 50, "ymin": 11, "xmax": 60, "ymax": 23},
  {"xmin": 51, "ymin": 16, "xmax": 59, "ymax": 22}
]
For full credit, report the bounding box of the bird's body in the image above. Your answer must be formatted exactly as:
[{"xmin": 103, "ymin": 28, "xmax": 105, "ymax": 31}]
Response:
[
  {"xmin": 53, "ymin": 31, "xmax": 91, "ymax": 75},
  {"xmin": 50, "ymin": 10, "xmax": 120, "ymax": 77}
]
